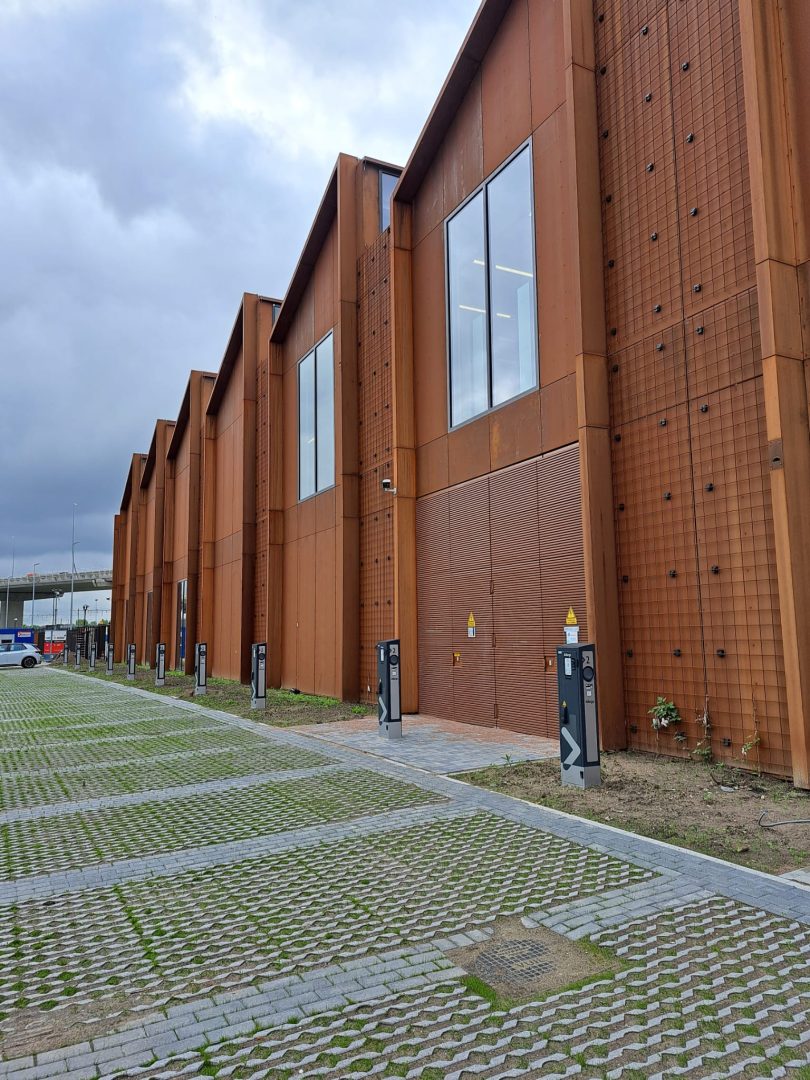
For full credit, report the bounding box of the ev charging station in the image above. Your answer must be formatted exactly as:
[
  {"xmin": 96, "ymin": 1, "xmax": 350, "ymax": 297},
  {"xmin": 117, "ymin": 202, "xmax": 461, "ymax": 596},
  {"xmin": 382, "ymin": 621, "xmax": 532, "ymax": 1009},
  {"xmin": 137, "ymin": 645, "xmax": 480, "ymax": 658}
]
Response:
[
  {"xmin": 155, "ymin": 642, "xmax": 166, "ymax": 687},
  {"xmin": 556, "ymin": 642, "xmax": 601, "ymax": 789},
  {"xmin": 126, "ymin": 644, "xmax": 136, "ymax": 681},
  {"xmin": 377, "ymin": 639, "xmax": 402, "ymax": 739},
  {"xmin": 194, "ymin": 642, "xmax": 207, "ymax": 696},
  {"xmin": 251, "ymin": 642, "xmax": 266, "ymax": 709},
  {"xmin": 74, "ymin": 643, "xmax": 82, "ymax": 670},
  {"xmin": 106, "ymin": 642, "xmax": 114, "ymax": 675},
  {"xmin": 88, "ymin": 639, "xmax": 97, "ymax": 671}
]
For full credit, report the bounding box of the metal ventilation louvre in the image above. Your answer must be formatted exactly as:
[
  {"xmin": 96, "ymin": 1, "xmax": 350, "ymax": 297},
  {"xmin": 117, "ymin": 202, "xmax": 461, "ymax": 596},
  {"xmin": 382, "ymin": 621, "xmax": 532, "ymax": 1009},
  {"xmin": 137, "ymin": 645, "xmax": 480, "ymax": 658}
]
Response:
[{"xmin": 416, "ymin": 445, "xmax": 585, "ymax": 736}]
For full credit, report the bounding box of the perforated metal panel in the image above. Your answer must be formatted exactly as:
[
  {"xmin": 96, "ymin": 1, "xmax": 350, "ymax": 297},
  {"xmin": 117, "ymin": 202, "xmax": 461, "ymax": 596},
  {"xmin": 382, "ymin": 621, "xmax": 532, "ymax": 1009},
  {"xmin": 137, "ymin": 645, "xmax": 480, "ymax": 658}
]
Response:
[
  {"xmin": 357, "ymin": 231, "xmax": 395, "ymax": 701},
  {"xmin": 596, "ymin": 0, "xmax": 788, "ymax": 774}
]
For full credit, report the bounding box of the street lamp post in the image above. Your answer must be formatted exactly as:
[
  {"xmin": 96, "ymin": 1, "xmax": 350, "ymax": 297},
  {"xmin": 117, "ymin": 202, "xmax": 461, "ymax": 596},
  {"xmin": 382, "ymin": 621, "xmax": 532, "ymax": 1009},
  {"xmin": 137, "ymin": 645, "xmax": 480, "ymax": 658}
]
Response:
[
  {"xmin": 69, "ymin": 504, "xmax": 78, "ymax": 629},
  {"xmin": 31, "ymin": 563, "xmax": 39, "ymax": 627},
  {"xmin": 4, "ymin": 537, "xmax": 14, "ymax": 629}
]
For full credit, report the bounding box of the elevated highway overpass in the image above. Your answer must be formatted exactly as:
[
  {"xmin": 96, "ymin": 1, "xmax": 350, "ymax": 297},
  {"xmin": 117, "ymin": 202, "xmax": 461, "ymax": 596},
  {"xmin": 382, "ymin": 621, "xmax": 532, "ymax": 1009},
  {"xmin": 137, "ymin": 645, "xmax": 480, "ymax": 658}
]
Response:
[{"xmin": 1, "ymin": 570, "xmax": 113, "ymax": 626}]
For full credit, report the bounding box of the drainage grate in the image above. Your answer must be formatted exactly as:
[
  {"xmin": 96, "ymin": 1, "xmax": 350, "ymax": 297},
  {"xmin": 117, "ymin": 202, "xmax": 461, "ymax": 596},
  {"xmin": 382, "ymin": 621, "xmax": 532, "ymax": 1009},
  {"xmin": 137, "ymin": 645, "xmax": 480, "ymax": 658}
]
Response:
[
  {"xmin": 473, "ymin": 939, "xmax": 555, "ymax": 983},
  {"xmin": 447, "ymin": 916, "xmax": 615, "ymax": 1001}
]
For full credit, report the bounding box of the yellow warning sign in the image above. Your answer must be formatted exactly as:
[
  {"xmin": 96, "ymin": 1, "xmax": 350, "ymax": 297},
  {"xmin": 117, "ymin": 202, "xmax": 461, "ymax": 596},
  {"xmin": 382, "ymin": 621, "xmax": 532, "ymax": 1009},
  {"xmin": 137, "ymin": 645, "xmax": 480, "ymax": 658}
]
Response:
[
  {"xmin": 565, "ymin": 607, "xmax": 578, "ymax": 626},
  {"xmin": 467, "ymin": 612, "xmax": 476, "ymax": 629}
]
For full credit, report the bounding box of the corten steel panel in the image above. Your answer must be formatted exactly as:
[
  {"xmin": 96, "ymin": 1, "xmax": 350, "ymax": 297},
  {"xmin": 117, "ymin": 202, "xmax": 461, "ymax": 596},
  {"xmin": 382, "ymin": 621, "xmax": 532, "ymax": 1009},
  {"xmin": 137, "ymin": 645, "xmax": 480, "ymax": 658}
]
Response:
[
  {"xmin": 597, "ymin": 10, "xmax": 684, "ymax": 352},
  {"xmin": 296, "ymin": 532, "xmax": 317, "ymax": 693},
  {"xmin": 537, "ymin": 446, "xmax": 589, "ymax": 655},
  {"xmin": 416, "ymin": 436, "xmax": 450, "ymax": 498},
  {"xmin": 412, "ymin": 151, "xmax": 445, "ymax": 250},
  {"xmin": 357, "ymin": 231, "xmax": 395, "ymax": 702},
  {"xmin": 540, "ymin": 373, "xmax": 578, "ymax": 452},
  {"xmin": 528, "ymin": 0, "xmax": 566, "ymax": 130},
  {"xmin": 314, "ymin": 528, "xmax": 337, "ymax": 696},
  {"xmin": 489, "ymin": 392, "xmax": 542, "ymax": 478},
  {"xmin": 608, "ymin": 322, "xmax": 688, "ymax": 427},
  {"xmin": 281, "ymin": 540, "xmax": 298, "ymax": 689},
  {"xmin": 416, "ymin": 448, "xmax": 587, "ymax": 735},
  {"xmin": 282, "ymin": 368, "xmax": 298, "ymax": 511},
  {"xmin": 313, "ymin": 221, "xmax": 338, "ymax": 344},
  {"xmin": 448, "ymin": 413, "xmax": 491, "ymax": 487},
  {"xmin": 480, "ymin": 0, "xmax": 532, "ymax": 175},
  {"xmin": 668, "ymin": 0, "xmax": 755, "ymax": 314},
  {"xmin": 490, "ymin": 460, "xmax": 547, "ymax": 735},
  {"xmin": 534, "ymin": 110, "xmax": 576, "ymax": 387},
  {"xmin": 691, "ymin": 377, "xmax": 790, "ymax": 775},
  {"xmin": 416, "ymin": 491, "xmax": 454, "ymax": 718},
  {"xmin": 412, "ymin": 228, "xmax": 448, "ymax": 448},
  {"xmin": 780, "ymin": 1, "xmax": 810, "ymax": 266},
  {"xmin": 254, "ymin": 325, "xmax": 269, "ymax": 646},
  {"xmin": 611, "ymin": 405, "xmax": 705, "ymax": 757},
  {"xmin": 685, "ymin": 288, "xmax": 761, "ymax": 400},
  {"xmin": 442, "ymin": 70, "xmax": 484, "ymax": 215},
  {"xmin": 594, "ymin": 0, "xmax": 668, "ymax": 66}
]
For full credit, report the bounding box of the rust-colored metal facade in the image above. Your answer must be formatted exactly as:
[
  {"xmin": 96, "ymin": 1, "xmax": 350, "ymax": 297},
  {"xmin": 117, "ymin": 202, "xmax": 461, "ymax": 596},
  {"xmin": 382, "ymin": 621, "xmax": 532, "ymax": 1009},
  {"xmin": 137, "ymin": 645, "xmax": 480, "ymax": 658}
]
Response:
[
  {"xmin": 110, "ymin": 0, "xmax": 810, "ymax": 783},
  {"xmin": 161, "ymin": 371, "xmax": 216, "ymax": 673},
  {"xmin": 597, "ymin": 0, "xmax": 789, "ymax": 774},
  {"xmin": 358, "ymin": 229, "xmax": 395, "ymax": 701},
  {"xmin": 416, "ymin": 449, "xmax": 588, "ymax": 736}
]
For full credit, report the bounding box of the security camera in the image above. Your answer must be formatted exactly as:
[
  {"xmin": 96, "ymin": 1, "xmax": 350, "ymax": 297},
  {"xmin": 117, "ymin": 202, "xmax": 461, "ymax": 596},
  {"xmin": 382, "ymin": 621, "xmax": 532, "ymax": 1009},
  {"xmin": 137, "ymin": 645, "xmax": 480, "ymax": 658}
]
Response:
[{"xmin": 381, "ymin": 478, "xmax": 397, "ymax": 494}]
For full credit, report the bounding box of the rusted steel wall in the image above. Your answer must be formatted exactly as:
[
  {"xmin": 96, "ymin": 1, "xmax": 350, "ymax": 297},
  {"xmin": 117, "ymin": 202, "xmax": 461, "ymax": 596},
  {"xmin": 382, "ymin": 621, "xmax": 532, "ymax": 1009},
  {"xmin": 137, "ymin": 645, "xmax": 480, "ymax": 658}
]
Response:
[
  {"xmin": 357, "ymin": 230, "xmax": 395, "ymax": 702},
  {"xmin": 416, "ymin": 446, "xmax": 587, "ymax": 736},
  {"xmin": 596, "ymin": 0, "xmax": 788, "ymax": 773}
]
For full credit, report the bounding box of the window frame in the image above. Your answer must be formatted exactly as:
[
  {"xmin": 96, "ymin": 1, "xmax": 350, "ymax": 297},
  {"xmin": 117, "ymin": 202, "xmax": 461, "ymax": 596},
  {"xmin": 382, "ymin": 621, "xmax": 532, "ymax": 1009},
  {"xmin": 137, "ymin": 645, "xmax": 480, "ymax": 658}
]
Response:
[
  {"xmin": 444, "ymin": 139, "xmax": 539, "ymax": 431},
  {"xmin": 297, "ymin": 329, "xmax": 336, "ymax": 503}
]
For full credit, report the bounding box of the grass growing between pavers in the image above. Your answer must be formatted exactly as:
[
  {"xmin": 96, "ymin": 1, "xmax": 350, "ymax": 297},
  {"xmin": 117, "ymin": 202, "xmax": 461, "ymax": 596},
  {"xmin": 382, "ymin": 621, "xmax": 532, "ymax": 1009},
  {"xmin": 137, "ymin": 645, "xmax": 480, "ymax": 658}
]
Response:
[
  {"xmin": 458, "ymin": 751, "xmax": 810, "ymax": 876},
  {"xmin": 106, "ymin": 899, "xmax": 810, "ymax": 1079},
  {"xmin": 72, "ymin": 666, "xmax": 375, "ymax": 726}
]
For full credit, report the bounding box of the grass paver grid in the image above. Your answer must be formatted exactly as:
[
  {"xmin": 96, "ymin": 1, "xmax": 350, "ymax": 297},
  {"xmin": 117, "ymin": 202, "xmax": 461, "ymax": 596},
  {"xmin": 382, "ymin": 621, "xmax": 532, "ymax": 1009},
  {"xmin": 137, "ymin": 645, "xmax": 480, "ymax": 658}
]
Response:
[
  {"xmin": 0, "ymin": 727, "xmax": 272, "ymax": 773},
  {"xmin": 0, "ymin": 812, "xmax": 651, "ymax": 1036},
  {"xmin": 0, "ymin": 744, "xmax": 331, "ymax": 812},
  {"xmin": 0, "ymin": 769, "xmax": 445, "ymax": 879},
  {"xmin": 0, "ymin": 716, "xmax": 230, "ymax": 745},
  {"xmin": 110, "ymin": 899, "xmax": 810, "ymax": 1080}
]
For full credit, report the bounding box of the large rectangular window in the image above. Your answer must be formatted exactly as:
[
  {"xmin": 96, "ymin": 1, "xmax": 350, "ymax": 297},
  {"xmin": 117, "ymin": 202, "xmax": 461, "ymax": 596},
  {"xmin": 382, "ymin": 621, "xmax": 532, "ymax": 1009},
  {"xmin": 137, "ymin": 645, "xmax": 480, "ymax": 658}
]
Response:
[
  {"xmin": 298, "ymin": 332, "xmax": 335, "ymax": 500},
  {"xmin": 446, "ymin": 144, "xmax": 537, "ymax": 427}
]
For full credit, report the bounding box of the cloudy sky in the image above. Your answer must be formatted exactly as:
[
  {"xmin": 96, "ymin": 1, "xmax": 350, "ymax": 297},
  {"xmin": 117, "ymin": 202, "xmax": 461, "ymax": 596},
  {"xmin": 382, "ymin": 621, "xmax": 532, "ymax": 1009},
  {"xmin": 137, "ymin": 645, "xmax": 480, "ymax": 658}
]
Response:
[{"xmin": 0, "ymin": 0, "xmax": 478, "ymax": 623}]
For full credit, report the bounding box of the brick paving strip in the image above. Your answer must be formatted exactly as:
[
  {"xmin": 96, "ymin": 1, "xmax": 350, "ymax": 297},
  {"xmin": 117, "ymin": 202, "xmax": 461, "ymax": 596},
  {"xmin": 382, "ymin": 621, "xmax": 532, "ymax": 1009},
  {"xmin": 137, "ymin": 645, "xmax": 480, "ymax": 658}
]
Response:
[{"xmin": 0, "ymin": 667, "xmax": 807, "ymax": 1080}]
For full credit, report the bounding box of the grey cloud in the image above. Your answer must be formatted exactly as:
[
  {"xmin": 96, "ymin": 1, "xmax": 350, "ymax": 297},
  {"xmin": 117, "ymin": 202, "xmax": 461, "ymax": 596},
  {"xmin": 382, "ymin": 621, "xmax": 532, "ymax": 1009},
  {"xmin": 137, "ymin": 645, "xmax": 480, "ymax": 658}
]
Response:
[{"xmin": 0, "ymin": 0, "xmax": 478, "ymax": 589}]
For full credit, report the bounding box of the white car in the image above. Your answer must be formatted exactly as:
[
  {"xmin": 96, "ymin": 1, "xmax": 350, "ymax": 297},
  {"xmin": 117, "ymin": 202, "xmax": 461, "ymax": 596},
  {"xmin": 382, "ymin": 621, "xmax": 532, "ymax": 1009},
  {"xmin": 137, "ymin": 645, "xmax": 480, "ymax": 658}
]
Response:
[{"xmin": 0, "ymin": 642, "xmax": 44, "ymax": 668}]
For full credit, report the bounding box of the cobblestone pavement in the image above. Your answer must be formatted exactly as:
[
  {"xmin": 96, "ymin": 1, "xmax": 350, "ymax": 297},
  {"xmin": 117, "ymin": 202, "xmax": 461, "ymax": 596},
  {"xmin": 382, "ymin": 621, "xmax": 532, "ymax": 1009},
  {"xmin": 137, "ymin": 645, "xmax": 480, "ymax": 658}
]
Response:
[{"xmin": 0, "ymin": 669, "xmax": 808, "ymax": 1079}]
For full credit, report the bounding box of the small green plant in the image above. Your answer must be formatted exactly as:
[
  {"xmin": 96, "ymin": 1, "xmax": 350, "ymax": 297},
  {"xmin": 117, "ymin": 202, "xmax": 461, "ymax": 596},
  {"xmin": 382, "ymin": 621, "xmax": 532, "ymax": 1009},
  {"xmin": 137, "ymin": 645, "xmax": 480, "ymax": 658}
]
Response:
[
  {"xmin": 648, "ymin": 696, "xmax": 681, "ymax": 731},
  {"xmin": 502, "ymin": 753, "xmax": 515, "ymax": 767},
  {"xmin": 741, "ymin": 731, "xmax": 760, "ymax": 759},
  {"xmin": 692, "ymin": 696, "xmax": 712, "ymax": 763}
]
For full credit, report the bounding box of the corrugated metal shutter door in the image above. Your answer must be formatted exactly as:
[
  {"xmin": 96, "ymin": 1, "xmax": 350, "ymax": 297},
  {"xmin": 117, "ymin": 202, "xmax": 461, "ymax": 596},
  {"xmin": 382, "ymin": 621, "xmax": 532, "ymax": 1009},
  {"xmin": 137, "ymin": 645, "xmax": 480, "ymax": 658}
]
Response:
[{"xmin": 416, "ymin": 445, "xmax": 585, "ymax": 736}]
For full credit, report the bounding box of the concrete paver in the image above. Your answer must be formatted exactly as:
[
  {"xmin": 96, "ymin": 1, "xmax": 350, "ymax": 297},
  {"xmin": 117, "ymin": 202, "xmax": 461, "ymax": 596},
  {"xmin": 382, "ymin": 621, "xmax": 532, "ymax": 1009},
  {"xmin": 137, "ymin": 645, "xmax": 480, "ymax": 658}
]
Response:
[
  {"xmin": 297, "ymin": 713, "xmax": 559, "ymax": 773},
  {"xmin": 0, "ymin": 666, "xmax": 807, "ymax": 1079}
]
